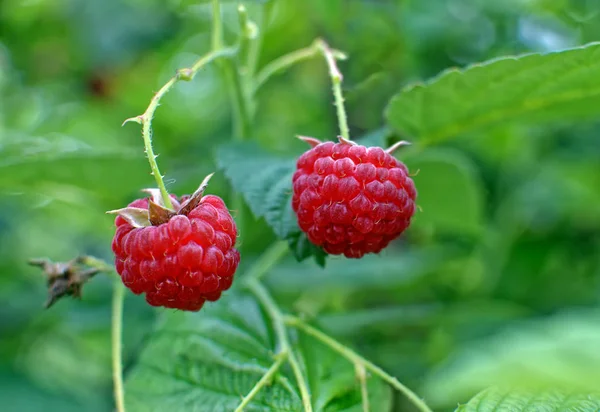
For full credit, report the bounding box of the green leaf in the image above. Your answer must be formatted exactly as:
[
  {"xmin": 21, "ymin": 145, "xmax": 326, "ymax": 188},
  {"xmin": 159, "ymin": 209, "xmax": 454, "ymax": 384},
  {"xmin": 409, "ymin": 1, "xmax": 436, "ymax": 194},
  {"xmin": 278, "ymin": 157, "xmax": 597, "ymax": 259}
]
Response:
[
  {"xmin": 299, "ymin": 331, "xmax": 392, "ymax": 412},
  {"xmin": 0, "ymin": 134, "xmax": 147, "ymax": 204},
  {"xmin": 423, "ymin": 310, "xmax": 600, "ymax": 409},
  {"xmin": 125, "ymin": 293, "xmax": 390, "ymax": 411},
  {"xmin": 216, "ymin": 142, "xmax": 295, "ymax": 230},
  {"xmin": 456, "ymin": 387, "xmax": 600, "ymax": 412},
  {"xmin": 125, "ymin": 294, "xmax": 300, "ymax": 412},
  {"xmin": 404, "ymin": 148, "xmax": 484, "ymax": 235},
  {"xmin": 287, "ymin": 231, "xmax": 328, "ymax": 267},
  {"xmin": 386, "ymin": 42, "xmax": 600, "ymax": 144},
  {"xmin": 216, "ymin": 142, "xmax": 327, "ymax": 265},
  {"xmin": 215, "ymin": 142, "xmax": 296, "ymax": 239}
]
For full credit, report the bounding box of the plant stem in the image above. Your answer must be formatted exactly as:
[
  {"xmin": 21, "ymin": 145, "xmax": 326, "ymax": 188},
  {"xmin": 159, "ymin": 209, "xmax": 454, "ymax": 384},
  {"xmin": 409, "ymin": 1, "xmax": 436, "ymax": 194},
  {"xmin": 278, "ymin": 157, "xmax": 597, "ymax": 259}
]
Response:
[
  {"xmin": 355, "ymin": 363, "xmax": 370, "ymax": 412},
  {"xmin": 247, "ymin": 0, "xmax": 275, "ymax": 81},
  {"xmin": 81, "ymin": 255, "xmax": 114, "ymax": 272},
  {"xmin": 244, "ymin": 241, "xmax": 289, "ymax": 281},
  {"xmin": 210, "ymin": 0, "xmax": 254, "ymax": 242},
  {"xmin": 234, "ymin": 353, "xmax": 288, "ymax": 412},
  {"xmin": 237, "ymin": 4, "xmax": 252, "ymax": 74},
  {"xmin": 246, "ymin": 280, "xmax": 313, "ymax": 412},
  {"xmin": 112, "ymin": 281, "xmax": 126, "ymax": 412},
  {"xmin": 225, "ymin": 65, "xmax": 253, "ymax": 139},
  {"xmin": 211, "ymin": 0, "xmax": 223, "ymax": 51},
  {"xmin": 123, "ymin": 47, "xmax": 236, "ymax": 210},
  {"xmin": 254, "ymin": 40, "xmax": 347, "ymax": 92},
  {"xmin": 210, "ymin": 0, "xmax": 251, "ymax": 141},
  {"xmin": 316, "ymin": 39, "xmax": 350, "ymax": 140},
  {"xmin": 284, "ymin": 316, "xmax": 433, "ymax": 412}
]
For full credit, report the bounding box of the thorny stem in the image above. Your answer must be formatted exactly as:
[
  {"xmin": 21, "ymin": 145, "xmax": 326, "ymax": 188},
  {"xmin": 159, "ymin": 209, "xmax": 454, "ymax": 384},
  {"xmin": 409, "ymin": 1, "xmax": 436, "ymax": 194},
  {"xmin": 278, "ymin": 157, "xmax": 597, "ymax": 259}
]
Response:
[
  {"xmin": 234, "ymin": 353, "xmax": 287, "ymax": 412},
  {"xmin": 112, "ymin": 281, "xmax": 126, "ymax": 412},
  {"xmin": 316, "ymin": 39, "xmax": 350, "ymax": 141},
  {"xmin": 254, "ymin": 39, "xmax": 347, "ymax": 92},
  {"xmin": 123, "ymin": 47, "xmax": 236, "ymax": 210},
  {"xmin": 355, "ymin": 363, "xmax": 370, "ymax": 412},
  {"xmin": 284, "ymin": 316, "xmax": 433, "ymax": 412},
  {"xmin": 246, "ymin": 280, "xmax": 313, "ymax": 412}
]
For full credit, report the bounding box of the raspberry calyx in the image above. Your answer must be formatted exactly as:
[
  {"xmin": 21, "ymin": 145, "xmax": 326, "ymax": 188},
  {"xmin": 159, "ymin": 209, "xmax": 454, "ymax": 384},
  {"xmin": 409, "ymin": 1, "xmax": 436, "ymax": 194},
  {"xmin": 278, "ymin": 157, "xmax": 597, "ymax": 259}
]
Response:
[
  {"xmin": 108, "ymin": 173, "xmax": 240, "ymax": 311},
  {"xmin": 28, "ymin": 256, "xmax": 105, "ymax": 308},
  {"xmin": 292, "ymin": 136, "xmax": 417, "ymax": 259}
]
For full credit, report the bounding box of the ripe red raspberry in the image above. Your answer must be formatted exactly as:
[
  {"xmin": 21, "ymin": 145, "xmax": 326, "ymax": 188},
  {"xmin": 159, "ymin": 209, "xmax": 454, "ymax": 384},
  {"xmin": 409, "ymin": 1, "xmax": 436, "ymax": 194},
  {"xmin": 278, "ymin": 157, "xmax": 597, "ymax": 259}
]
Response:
[
  {"xmin": 292, "ymin": 136, "xmax": 416, "ymax": 259},
  {"xmin": 109, "ymin": 175, "xmax": 240, "ymax": 311}
]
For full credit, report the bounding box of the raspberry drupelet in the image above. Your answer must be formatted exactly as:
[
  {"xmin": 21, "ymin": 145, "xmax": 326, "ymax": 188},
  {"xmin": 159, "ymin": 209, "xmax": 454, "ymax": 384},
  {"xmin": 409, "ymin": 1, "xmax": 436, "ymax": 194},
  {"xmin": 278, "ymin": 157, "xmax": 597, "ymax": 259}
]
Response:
[
  {"xmin": 292, "ymin": 136, "xmax": 416, "ymax": 259},
  {"xmin": 109, "ymin": 175, "xmax": 240, "ymax": 311}
]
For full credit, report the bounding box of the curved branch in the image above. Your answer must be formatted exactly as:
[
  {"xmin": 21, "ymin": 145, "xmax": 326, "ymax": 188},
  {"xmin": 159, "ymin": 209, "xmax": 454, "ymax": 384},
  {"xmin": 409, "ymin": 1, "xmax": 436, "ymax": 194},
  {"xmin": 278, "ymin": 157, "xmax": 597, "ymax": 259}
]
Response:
[{"xmin": 122, "ymin": 47, "xmax": 237, "ymax": 209}]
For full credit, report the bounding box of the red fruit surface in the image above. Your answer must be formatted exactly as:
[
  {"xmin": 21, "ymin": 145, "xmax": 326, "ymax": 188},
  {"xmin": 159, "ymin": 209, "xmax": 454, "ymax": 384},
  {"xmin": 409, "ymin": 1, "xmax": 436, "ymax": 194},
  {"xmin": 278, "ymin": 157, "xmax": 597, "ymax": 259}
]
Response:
[
  {"xmin": 111, "ymin": 194, "xmax": 240, "ymax": 311},
  {"xmin": 292, "ymin": 139, "xmax": 416, "ymax": 258}
]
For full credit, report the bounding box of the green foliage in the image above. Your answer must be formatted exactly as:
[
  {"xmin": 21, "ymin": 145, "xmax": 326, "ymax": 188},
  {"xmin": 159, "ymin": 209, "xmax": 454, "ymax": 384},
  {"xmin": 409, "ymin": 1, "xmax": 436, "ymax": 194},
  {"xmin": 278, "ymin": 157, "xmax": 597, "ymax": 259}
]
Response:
[
  {"xmin": 216, "ymin": 142, "xmax": 296, "ymax": 239},
  {"xmin": 404, "ymin": 149, "xmax": 484, "ymax": 236},
  {"xmin": 125, "ymin": 293, "xmax": 389, "ymax": 411},
  {"xmin": 0, "ymin": 135, "xmax": 147, "ymax": 204},
  {"xmin": 3, "ymin": 0, "xmax": 600, "ymax": 411},
  {"xmin": 387, "ymin": 42, "xmax": 600, "ymax": 144},
  {"xmin": 216, "ymin": 142, "xmax": 327, "ymax": 265},
  {"xmin": 125, "ymin": 294, "xmax": 300, "ymax": 411},
  {"xmin": 456, "ymin": 387, "xmax": 600, "ymax": 412},
  {"xmin": 424, "ymin": 310, "xmax": 600, "ymax": 408}
]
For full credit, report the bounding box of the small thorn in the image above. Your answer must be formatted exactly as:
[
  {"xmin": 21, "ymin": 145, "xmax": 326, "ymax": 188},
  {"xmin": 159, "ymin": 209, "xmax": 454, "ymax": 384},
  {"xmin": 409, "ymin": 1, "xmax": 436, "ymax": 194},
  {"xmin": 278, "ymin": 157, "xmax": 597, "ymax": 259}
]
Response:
[
  {"xmin": 385, "ymin": 140, "xmax": 412, "ymax": 154},
  {"xmin": 122, "ymin": 115, "xmax": 143, "ymax": 126},
  {"xmin": 410, "ymin": 168, "xmax": 420, "ymax": 177},
  {"xmin": 177, "ymin": 68, "xmax": 193, "ymax": 81},
  {"xmin": 297, "ymin": 135, "xmax": 322, "ymax": 148},
  {"xmin": 337, "ymin": 135, "xmax": 357, "ymax": 146}
]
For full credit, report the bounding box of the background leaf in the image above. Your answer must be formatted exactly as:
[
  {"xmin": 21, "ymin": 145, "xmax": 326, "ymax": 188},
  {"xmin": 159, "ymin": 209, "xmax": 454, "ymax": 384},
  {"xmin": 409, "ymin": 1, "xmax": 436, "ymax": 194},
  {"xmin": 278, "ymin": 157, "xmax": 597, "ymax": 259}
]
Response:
[
  {"xmin": 386, "ymin": 42, "xmax": 600, "ymax": 144},
  {"xmin": 456, "ymin": 387, "xmax": 600, "ymax": 412},
  {"xmin": 125, "ymin": 292, "xmax": 391, "ymax": 411},
  {"xmin": 403, "ymin": 148, "xmax": 485, "ymax": 236},
  {"xmin": 215, "ymin": 142, "xmax": 296, "ymax": 237},
  {"xmin": 216, "ymin": 142, "xmax": 327, "ymax": 264},
  {"xmin": 424, "ymin": 310, "xmax": 600, "ymax": 408},
  {"xmin": 125, "ymin": 294, "xmax": 301, "ymax": 412},
  {"xmin": 299, "ymin": 332, "xmax": 392, "ymax": 412}
]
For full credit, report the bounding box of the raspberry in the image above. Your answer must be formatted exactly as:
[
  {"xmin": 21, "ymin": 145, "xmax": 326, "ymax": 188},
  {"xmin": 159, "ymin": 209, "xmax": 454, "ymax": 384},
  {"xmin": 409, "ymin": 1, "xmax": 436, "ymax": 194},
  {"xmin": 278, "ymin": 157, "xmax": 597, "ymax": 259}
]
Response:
[
  {"xmin": 292, "ymin": 136, "xmax": 416, "ymax": 259},
  {"xmin": 109, "ymin": 175, "xmax": 240, "ymax": 311}
]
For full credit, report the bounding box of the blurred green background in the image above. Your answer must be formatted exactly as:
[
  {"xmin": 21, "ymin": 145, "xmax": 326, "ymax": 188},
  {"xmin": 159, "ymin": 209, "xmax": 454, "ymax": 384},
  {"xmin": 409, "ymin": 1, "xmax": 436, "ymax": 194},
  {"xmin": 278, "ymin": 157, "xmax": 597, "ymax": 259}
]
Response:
[{"xmin": 2, "ymin": 0, "xmax": 600, "ymax": 411}]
